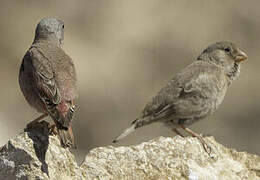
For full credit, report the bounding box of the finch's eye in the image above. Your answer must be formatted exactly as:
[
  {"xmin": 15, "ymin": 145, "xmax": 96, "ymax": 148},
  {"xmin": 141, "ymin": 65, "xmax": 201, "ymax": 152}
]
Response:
[
  {"xmin": 224, "ymin": 47, "xmax": 231, "ymax": 53},
  {"xmin": 62, "ymin": 25, "xmax": 64, "ymax": 29}
]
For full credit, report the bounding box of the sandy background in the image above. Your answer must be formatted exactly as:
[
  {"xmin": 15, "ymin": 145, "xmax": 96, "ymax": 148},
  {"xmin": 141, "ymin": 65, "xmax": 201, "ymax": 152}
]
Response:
[{"xmin": 0, "ymin": 0, "xmax": 259, "ymax": 161}]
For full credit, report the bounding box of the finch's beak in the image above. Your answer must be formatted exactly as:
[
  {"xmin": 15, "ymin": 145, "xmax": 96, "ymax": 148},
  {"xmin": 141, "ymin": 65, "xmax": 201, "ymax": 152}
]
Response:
[{"xmin": 235, "ymin": 49, "xmax": 248, "ymax": 63}]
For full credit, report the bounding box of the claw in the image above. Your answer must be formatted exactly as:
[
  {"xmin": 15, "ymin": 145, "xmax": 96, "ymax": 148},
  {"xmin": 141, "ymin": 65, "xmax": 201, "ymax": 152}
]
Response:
[
  {"xmin": 48, "ymin": 123, "xmax": 58, "ymax": 135},
  {"xmin": 180, "ymin": 125, "xmax": 212, "ymax": 156}
]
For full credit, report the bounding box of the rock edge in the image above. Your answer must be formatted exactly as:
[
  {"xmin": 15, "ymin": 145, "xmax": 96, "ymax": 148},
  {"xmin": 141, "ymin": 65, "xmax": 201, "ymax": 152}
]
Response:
[{"xmin": 0, "ymin": 122, "xmax": 259, "ymax": 180}]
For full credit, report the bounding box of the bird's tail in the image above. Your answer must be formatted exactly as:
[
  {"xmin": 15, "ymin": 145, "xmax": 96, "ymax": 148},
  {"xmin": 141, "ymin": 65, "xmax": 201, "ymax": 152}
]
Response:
[
  {"xmin": 113, "ymin": 117, "xmax": 152, "ymax": 143},
  {"xmin": 57, "ymin": 123, "xmax": 76, "ymax": 148},
  {"xmin": 112, "ymin": 123, "xmax": 136, "ymax": 143},
  {"xmin": 46, "ymin": 99, "xmax": 76, "ymax": 148}
]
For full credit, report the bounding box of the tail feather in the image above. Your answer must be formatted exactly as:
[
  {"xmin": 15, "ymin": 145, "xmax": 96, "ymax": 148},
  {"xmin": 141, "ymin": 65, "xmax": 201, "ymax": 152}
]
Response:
[
  {"xmin": 112, "ymin": 124, "xmax": 136, "ymax": 143},
  {"xmin": 57, "ymin": 123, "xmax": 76, "ymax": 148},
  {"xmin": 44, "ymin": 99, "xmax": 76, "ymax": 148},
  {"xmin": 113, "ymin": 116, "xmax": 157, "ymax": 143},
  {"xmin": 131, "ymin": 118, "xmax": 138, "ymax": 124},
  {"xmin": 47, "ymin": 101, "xmax": 74, "ymax": 128}
]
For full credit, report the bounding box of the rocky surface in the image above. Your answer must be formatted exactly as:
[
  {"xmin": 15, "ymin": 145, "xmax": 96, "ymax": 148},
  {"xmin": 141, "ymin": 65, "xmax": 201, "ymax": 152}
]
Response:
[{"xmin": 0, "ymin": 121, "xmax": 259, "ymax": 180}]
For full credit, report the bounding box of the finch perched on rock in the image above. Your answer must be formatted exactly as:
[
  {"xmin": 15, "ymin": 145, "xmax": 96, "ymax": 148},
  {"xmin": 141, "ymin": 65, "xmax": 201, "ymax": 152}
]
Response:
[
  {"xmin": 113, "ymin": 41, "xmax": 247, "ymax": 153},
  {"xmin": 19, "ymin": 17, "xmax": 78, "ymax": 148}
]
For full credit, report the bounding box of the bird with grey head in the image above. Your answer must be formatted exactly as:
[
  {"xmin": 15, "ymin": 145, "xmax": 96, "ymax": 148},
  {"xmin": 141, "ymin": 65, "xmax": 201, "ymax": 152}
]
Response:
[
  {"xmin": 113, "ymin": 41, "xmax": 247, "ymax": 154},
  {"xmin": 34, "ymin": 17, "xmax": 64, "ymax": 46},
  {"xmin": 19, "ymin": 17, "xmax": 78, "ymax": 148}
]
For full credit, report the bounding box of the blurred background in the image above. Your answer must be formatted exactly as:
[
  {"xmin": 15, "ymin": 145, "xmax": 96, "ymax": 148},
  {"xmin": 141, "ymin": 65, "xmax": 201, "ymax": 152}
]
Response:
[{"xmin": 0, "ymin": 0, "xmax": 259, "ymax": 162}]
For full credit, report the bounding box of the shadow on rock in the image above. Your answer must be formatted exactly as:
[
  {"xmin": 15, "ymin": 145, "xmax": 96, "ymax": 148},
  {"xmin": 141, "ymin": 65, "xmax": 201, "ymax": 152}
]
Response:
[{"xmin": 24, "ymin": 120, "xmax": 50, "ymax": 176}]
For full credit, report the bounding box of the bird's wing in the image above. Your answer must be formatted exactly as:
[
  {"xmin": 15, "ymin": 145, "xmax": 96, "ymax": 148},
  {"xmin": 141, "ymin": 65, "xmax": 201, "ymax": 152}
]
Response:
[
  {"xmin": 113, "ymin": 61, "xmax": 226, "ymax": 143},
  {"xmin": 29, "ymin": 47, "xmax": 61, "ymax": 105},
  {"xmin": 28, "ymin": 46, "xmax": 74, "ymax": 129},
  {"xmin": 34, "ymin": 42, "xmax": 78, "ymax": 101},
  {"xmin": 141, "ymin": 61, "xmax": 226, "ymax": 121}
]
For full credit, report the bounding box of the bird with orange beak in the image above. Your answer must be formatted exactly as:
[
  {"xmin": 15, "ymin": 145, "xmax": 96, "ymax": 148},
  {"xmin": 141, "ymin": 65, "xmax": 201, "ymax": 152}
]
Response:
[{"xmin": 113, "ymin": 41, "xmax": 247, "ymax": 154}]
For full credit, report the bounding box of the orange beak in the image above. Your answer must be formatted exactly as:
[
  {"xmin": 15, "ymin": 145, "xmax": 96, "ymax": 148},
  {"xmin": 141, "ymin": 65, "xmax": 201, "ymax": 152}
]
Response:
[{"xmin": 235, "ymin": 49, "xmax": 248, "ymax": 63}]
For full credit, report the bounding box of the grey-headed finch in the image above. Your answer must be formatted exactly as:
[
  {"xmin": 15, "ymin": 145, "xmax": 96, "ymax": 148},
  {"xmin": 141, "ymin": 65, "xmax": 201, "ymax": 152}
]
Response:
[{"xmin": 19, "ymin": 17, "xmax": 78, "ymax": 148}]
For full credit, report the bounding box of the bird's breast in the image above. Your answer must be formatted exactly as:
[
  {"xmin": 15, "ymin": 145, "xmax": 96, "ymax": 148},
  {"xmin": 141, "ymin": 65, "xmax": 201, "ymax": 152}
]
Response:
[{"xmin": 209, "ymin": 78, "xmax": 228, "ymax": 113}]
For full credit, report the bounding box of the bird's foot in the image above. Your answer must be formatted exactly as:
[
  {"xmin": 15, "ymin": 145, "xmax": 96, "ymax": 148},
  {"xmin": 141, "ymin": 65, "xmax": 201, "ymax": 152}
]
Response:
[
  {"xmin": 196, "ymin": 134, "xmax": 212, "ymax": 156},
  {"xmin": 172, "ymin": 128, "xmax": 185, "ymax": 137},
  {"xmin": 180, "ymin": 125, "xmax": 212, "ymax": 156},
  {"xmin": 201, "ymin": 133, "xmax": 212, "ymax": 137},
  {"xmin": 48, "ymin": 123, "xmax": 58, "ymax": 135}
]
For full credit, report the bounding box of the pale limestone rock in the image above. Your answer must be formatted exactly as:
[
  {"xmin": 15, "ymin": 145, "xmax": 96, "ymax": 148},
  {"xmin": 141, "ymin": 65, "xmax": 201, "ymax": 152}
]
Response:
[
  {"xmin": 0, "ymin": 121, "xmax": 259, "ymax": 179},
  {"xmin": 82, "ymin": 136, "xmax": 260, "ymax": 180},
  {"xmin": 0, "ymin": 121, "xmax": 83, "ymax": 180}
]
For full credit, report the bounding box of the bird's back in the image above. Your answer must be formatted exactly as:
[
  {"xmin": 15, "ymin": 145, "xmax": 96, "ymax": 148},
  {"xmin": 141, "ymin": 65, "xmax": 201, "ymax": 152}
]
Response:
[
  {"xmin": 31, "ymin": 41, "xmax": 78, "ymax": 101},
  {"xmin": 141, "ymin": 60, "xmax": 228, "ymax": 125}
]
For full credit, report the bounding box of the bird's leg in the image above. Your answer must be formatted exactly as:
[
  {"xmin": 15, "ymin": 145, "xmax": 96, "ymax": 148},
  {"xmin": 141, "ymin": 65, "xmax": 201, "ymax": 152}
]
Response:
[
  {"xmin": 180, "ymin": 125, "xmax": 212, "ymax": 155},
  {"xmin": 26, "ymin": 113, "xmax": 48, "ymax": 128},
  {"xmin": 48, "ymin": 123, "xmax": 58, "ymax": 135},
  {"xmin": 172, "ymin": 128, "xmax": 185, "ymax": 137}
]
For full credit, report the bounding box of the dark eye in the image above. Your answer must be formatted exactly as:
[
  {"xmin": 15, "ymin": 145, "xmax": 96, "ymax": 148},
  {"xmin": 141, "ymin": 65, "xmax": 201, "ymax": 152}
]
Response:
[
  {"xmin": 224, "ymin": 47, "xmax": 231, "ymax": 53},
  {"xmin": 62, "ymin": 24, "xmax": 64, "ymax": 29}
]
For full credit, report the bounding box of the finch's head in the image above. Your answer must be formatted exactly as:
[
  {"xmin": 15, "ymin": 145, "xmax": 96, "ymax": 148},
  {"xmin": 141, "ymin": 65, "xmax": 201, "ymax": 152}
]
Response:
[
  {"xmin": 197, "ymin": 41, "xmax": 247, "ymax": 80},
  {"xmin": 34, "ymin": 17, "xmax": 65, "ymax": 46}
]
